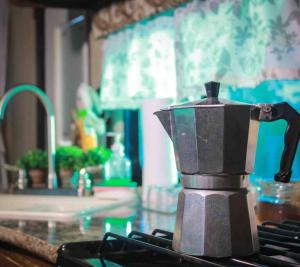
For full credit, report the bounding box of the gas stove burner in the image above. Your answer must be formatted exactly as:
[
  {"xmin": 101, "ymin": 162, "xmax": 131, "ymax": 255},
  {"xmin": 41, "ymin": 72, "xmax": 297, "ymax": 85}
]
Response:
[{"xmin": 56, "ymin": 220, "xmax": 300, "ymax": 267}]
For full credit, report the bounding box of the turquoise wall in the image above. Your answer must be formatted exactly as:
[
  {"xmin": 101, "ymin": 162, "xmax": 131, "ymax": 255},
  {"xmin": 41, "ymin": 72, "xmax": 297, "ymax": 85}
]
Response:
[{"xmin": 221, "ymin": 80, "xmax": 300, "ymax": 183}]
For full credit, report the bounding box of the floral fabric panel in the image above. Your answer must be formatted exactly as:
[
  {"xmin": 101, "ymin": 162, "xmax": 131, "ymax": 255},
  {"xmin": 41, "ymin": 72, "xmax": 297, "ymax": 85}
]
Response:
[
  {"xmin": 100, "ymin": 12, "xmax": 177, "ymax": 109},
  {"xmin": 175, "ymin": 0, "xmax": 300, "ymax": 100},
  {"xmin": 100, "ymin": 0, "xmax": 300, "ymax": 106}
]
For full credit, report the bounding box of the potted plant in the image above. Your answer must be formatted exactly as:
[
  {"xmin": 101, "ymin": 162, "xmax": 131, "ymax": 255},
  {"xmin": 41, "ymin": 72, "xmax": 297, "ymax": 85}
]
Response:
[
  {"xmin": 18, "ymin": 149, "xmax": 48, "ymax": 188},
  {"xmin": 56, "ymin": 146, "xmax": 84, "ymax": 188},
  {"xmin": 82, "ymin": 146, "xmax": 111, "ymax": 181}
]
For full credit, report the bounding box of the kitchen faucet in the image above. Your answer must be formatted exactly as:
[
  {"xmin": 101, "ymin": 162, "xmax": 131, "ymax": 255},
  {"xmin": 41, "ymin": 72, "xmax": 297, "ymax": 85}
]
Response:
[{"xmin": 0, "ymin": 84, "xmax": 58, "ymax": 189}]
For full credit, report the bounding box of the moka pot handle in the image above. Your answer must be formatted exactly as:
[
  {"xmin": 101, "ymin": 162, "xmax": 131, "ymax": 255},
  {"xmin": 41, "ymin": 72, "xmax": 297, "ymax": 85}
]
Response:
[{"xmin": 252, "ymin": 102, "xmax": 300, "ymax": 183}]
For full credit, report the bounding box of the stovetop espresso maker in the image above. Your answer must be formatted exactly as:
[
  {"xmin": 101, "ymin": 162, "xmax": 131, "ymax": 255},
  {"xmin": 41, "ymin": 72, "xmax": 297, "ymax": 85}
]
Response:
[{"xmin": 154, "ymin": 81, "xmax": 300, "ymax": 258}]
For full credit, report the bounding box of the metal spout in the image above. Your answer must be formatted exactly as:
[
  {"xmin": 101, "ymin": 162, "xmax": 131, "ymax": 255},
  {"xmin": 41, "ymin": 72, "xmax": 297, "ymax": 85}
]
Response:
[
  {"xmin": 0, "ymin": 84, "xmax": 58, "ymax": 189},
  {"xmin": 154, "ymin": 109, "xmax": 172, "ymax": 139}
]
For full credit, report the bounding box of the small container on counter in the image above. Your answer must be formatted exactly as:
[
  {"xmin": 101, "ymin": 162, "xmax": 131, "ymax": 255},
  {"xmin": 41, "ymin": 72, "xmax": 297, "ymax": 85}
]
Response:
[
  {"xmin": 256, "ymin": 180, "xmax": 300, "ymax": 222},
  {"xmin": 143, "ymin": 184, "xmax": 181, "ymax": 214},
  {"xmin": 104, "ymin": 133, "xmax": 132, "ymax": 185}
]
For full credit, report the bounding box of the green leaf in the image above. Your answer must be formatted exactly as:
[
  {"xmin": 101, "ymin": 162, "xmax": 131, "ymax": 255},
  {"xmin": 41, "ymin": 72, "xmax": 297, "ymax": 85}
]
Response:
[
  {"xmin": 82, "ymin": 146, "xmax": 112, "ymax": 167},
  {"xmin": 56, "ymin": 146, "xmax": 84, "ymax": 170},
  {"xmin": 18, "ymin": 149, "xmax": 48, "ymax": 170}
]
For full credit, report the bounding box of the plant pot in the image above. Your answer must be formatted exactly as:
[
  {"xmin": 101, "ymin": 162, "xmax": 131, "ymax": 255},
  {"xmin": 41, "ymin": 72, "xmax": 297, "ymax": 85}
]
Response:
[
  {"xmin": 86, "ymin": 165, "xmax": 102, "ymax": 183},
  {"xmin": 59, "ymin": 168, "xmax": 74, "ymax": 188},
  {"xmin": 29, "ymin": 169, "xmax": 46, "ymax": 188}
]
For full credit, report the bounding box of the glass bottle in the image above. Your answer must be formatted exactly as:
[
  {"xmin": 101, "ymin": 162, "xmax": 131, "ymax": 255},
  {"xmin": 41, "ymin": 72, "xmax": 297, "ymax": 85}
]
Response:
[{"xmin": 104, "ymin": 134, "xmax": 132, "ymax": 184}]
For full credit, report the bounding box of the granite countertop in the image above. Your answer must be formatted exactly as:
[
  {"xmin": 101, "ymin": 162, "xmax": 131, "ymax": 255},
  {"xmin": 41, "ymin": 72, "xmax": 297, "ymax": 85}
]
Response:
[{"xmin": 0, "ymin": 203, "xmax": 176, "ymax": 264}]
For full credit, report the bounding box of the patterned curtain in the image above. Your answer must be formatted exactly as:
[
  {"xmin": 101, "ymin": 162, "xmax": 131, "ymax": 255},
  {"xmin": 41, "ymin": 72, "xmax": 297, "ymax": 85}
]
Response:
[
  {"xmin": 100, "ymin": 0, "xmax": 300, "ymax": 107},
  {"xmin": 175, "ymin": 0, "xmax": 300, "ymax": 100},
  {"xmin": 100, "ymin": 11, "xmax": 177, "ymax": 109}
]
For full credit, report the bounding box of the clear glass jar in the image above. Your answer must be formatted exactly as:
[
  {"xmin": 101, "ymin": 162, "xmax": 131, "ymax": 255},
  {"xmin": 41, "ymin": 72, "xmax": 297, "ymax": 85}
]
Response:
[
  {"xmin": 104, "ymin": 134, "xmax": 132, "ymax": 184},
  {"xmin": 257, "ymin": 180, "xmax": 300, "ymax": 222},
  {"xmin": 143, "ymin": 184, "xmax": 181, "ymax": 214},
  {"xmin": 104, "ymin": 154, "xmax": 132, "ymax": 180}
]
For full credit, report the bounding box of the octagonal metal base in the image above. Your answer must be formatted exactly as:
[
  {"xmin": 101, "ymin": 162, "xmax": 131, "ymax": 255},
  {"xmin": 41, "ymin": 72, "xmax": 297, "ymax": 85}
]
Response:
[{"xmin": 172, "ymin": 189, "xmax": 259, "ymax": 258}]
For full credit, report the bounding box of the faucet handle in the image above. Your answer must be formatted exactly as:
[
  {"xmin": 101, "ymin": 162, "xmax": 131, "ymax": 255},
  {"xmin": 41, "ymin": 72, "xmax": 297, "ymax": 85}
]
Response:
[
  {"xmin": 2, "ymin": 163, "xmax": 19, "ymax": 172},
  {"xmin": 17, "ymin": 169, "xmax": 27, "ymax": 190},
  {"xmin": 77, "ymin": 168, "xmax": 93, "ymax": 196}
]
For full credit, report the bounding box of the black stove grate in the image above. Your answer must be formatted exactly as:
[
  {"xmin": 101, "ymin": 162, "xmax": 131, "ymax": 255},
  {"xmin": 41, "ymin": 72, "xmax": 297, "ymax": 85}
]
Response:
[{"xmin": 56, "ymin": 221, "xmax": 300, "ymax": 267}]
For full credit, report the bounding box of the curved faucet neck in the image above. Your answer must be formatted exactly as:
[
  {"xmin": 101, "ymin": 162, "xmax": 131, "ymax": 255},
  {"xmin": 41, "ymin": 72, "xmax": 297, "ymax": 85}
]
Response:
[
  {"xmin": 0, "ymin": 84, "xmax": 55, "ymax": 119},
  {"xmin": 0, "ymin": 84, "xmax": 58, "ymax": 189}
]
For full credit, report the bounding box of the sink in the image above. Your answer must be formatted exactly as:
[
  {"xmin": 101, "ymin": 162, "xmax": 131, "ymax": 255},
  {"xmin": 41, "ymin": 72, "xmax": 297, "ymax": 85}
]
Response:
[
  {"xmin": 14, "ymin": 188, "xmax": 77, "ymax": 196},
  {"xmin": 0, "ymin": 190, "xmax": 136, "ymax": 221}
]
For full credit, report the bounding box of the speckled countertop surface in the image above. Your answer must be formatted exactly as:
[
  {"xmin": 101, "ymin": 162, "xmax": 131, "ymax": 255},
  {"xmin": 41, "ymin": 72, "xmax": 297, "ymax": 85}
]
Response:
[{"xmin": 0, "ymin": 202, "xmax": 176, "ymax": 264}]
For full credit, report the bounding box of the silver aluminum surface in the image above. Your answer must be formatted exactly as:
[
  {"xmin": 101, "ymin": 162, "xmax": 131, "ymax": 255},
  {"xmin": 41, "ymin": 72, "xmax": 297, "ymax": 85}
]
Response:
[
  {"xmin": 181, "ymin": 174, "xmax": 249, "ymax": 189},
  {"xmin": 172, "ymin": 188, "xmax": 259, "ymax": 257}
]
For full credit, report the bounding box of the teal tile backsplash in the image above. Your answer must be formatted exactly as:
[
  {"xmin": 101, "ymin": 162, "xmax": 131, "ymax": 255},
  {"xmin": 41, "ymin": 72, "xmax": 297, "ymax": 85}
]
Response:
[{"xmin": 224, "ymin": 80, "xmax": 300, "ymax": 182}]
